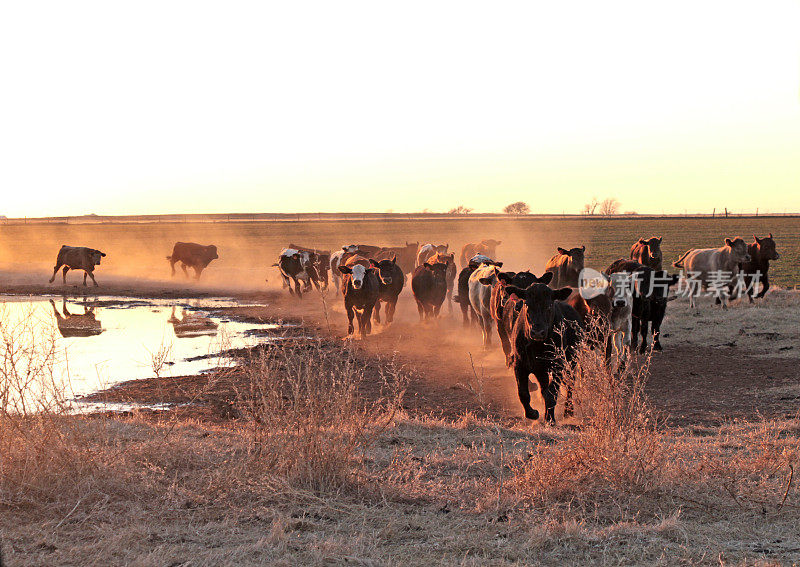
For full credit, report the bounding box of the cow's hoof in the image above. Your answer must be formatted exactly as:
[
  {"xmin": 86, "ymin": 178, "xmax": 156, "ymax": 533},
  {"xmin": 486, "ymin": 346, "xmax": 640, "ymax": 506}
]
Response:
[
  {"xmin": 524, "ymin": 408, "xmax": 539, "ymax": 420},
  {"xmin": 653, "ymin": 343, "xmax": 663, "ymax": 352}
]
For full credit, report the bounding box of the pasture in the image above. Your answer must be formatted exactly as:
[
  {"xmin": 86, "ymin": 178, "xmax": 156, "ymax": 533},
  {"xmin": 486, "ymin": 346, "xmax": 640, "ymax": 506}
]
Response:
[
  {"xmin": 1, "ymin": 216, "xmax": 799, "ymax": 289},
  {"xmin": 1, "ymin": 215, "xmax": 800, "ymax": 565}
]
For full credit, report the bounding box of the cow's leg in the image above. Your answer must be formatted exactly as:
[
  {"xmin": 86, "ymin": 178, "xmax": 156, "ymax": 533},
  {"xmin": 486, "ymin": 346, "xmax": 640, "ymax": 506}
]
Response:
[
  {"xmin": 86, "ymin": 269, "xmax": 98, "ymax": 287},
  {"xmin": 497, "ymin": 320, "xmax": 512, "ymax": 363},
  {"xmin": 630, "ymin": 316, "xmax": 639, "ymax": 352},
  {"xmin": 756, "ymin": 273, "xmax": 770, "ymax": 299},
  {"xmin": 373, "ymin": 300, "xmax": 382, "ymax": 324},
  {"xmin": 562, "ymin": 374, "xmax": 574, "ymax": 419},
  {"xmin": 345, "ymin": 304, "xmax": 355, "ymax": 335},
  {"xmin": 514, "ymin": 365, "xmax": 539, "ymax": 420},
  {"xmin": 651, "ymin": 316, "xmax": 665, "ymax": 351},
  {"xmin": 180, "ymin": 263, "xmax": 189, "ymax": 278},
  {"xmin": 604, "ymin": 334, "xmax": 614, "ymax": 367},
  {"xmin": 460, "ymin": 302, "xmax": 469, "ymax": 327},
  {"xmin": 447, "ymin": 288, "xmax": 453, "ymax": 314},
  {"xmin": 540, "ymin": 377, "xmax": 558, "ymax": 425},
  {"xmin": 638, "ymin": 319, "xmax": 650, "ymax": 353},
  {"xmin": 194, "ymin": 267, "xmax": 202, "ymax": 280},
  {"xmin": 62, "ymin": 266, "xmax": 70, "ymax": 284},
  {"xmin": 433, "ymin": 303, "xmax": 441, "ymax": 319},
  {"xmin": 416, "ymin": 300, "xmax": 425, "ymax": 322},
  {"xmin": 169, "ymin": 259, "xmax": 177, "ymax": 276},
  {"xmin": 363, "ymin": 305, "xmax": 375, "ymax": 336},
  {"xmin": 49, "ymin": 262, "xmax": 63, "ymax": 284},
  {"xmin": 386, "ymin": 299, "xmax": 397, "ymax": 324},
  {"xmin": 295, "ymin": 279, "xmax": 303, "ymax": 298},
  {"xmin": 83, "ymin": 271, "xmax": 88, "ymax": 286},
  {"xmin": 481, "ymin": 316, "xmax": 492, "ymax": 347}
]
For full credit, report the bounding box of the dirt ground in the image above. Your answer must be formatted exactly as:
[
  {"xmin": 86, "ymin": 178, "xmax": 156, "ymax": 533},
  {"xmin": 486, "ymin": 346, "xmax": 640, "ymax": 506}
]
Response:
[{"xmin": 3, "ymin": 268, "xmax": 798, "ymax": 429}]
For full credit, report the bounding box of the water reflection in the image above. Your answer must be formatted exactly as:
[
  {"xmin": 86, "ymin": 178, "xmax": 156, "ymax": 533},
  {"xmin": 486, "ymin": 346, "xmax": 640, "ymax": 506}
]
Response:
[
  {"xmin": 168, "ymin": 306, "xmax": 219, "ymax": 338},
  {"xmin": 50, "ymin": 298, "xmax": 103, "ymax": 338}
]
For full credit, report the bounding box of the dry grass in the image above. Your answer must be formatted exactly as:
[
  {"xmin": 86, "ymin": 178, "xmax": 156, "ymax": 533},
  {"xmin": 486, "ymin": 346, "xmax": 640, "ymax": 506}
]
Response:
[{"xmin": 2, "ymin": 313, "xmax": 800, "ymax": 565}]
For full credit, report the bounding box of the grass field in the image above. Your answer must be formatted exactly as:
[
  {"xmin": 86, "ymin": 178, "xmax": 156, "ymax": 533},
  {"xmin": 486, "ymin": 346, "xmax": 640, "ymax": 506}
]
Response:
[{"xmin": 1, "ymin": 216, "xmax": 798, "ymax": 289}]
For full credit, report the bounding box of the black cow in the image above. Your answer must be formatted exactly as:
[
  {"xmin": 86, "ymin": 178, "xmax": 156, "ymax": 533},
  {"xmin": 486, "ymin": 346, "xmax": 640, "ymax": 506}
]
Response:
[
  {"xmin": 737, "ymin": 234, "xmax": 780, "ymax": 302},
  {"xmin": 411, "ymin": 261, "xmax": 449, "ymax": 321},
  {"xmin": 505, "ymin": 282, "xmax": 583, "ymax": 424},
  {"xmin": 49, "ymin": 245, "xmax": 106, "ymax": 287},
  {"xmin": 338, "ymin": 255, "xmax": 380, "ymax": 337},
  {"xmin": 606, "ymin": 259, "xmax": 679, "ymax": 353},
  {"xmin": 491, "ymin": 271, "xmax": 549, "ymax": 365},
  {"xmin": 167, "ymin": 242, "xmax": 219, "ymax": 280},
  {"xmin": 370, "ymin": 256, "xmax": 404, "ymax": 325}
]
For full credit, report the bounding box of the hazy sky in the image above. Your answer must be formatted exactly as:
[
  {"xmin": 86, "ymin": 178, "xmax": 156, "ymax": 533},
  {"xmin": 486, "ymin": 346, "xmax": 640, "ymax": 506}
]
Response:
[{"xmin": 2, "ymin": 1, "xmax": 799, "ymax": 217}]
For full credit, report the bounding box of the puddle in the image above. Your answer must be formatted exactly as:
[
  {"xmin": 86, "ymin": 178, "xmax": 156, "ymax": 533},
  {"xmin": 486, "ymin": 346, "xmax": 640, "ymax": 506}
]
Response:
[{"xmin": 0, "ymin": 295, "xmax": 287, "ymax": 412}]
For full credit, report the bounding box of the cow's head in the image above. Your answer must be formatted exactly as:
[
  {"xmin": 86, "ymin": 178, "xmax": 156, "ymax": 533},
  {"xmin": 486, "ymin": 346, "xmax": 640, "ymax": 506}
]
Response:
[
  {"xmin": 608, "ymin": 272, "xmax": 634, "ymax": 309},
  {"xmin": 504, "ymin": 283, "xmax": 573, "ymax": 342},
  {"xmin": 423, "ymin": 260, "xmax": 449, "ymax": 281},
  {"xmin": 639, "ymin": 236, "xmax": 662, "ymax": 262},
  {"xmin": 338, "ymin": 262, "xmax": 372, "ymax": 289},
  {"xmin": 556, "ymin": 245, "xmax": 586, "ymax": 268},
  {"xmin": 497, "ymin": 270, "xmax": 550, "ymax": 290},
  {"xmin": 724, "ymin": 237, "xmax": 751, "ymax": 263},
  {"xmin": 434, "ymin": 244, "xmax": 449, "ymax": 254},
  {"xmin": 91, "ymin": 249, "xmax": 106, "ymax": 265},
  {"xmin": 754, "ymin": 233, "xmax": 779, "ymax": 261},
  {"xmin": 370, "ymin": 257, "xmax": 397, "ymax": 285},
  {"xmin": 207, "ymin": 245, "xmax": 219, "ymax": 260},
  {"xmin": 342, "ymin": 245, "xmax": 359, "ymax": 253},
  {"xmin": 431, "ymin": 252, "xmax": 455, "ymax": 267},
  {"xmin": 468, "ymin": 254, "xmax": 500, "ymax": 269},
  {"xmin": 405, "ymin": 241, "xmax": 419, "ymax": 250}
]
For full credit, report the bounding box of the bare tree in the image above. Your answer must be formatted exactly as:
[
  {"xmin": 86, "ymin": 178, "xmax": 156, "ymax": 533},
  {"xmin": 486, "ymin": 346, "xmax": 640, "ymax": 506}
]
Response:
[
  {"xmin": 503, "ymin": 201, "xmax": 530, "ymax": 215},
  {"xmin": 582, "ymin": 197, "xmax": 600, "ymax": 215},
  {"xmin": 448, "ymin": 206, "xmax": 473, "ymax": 215},
  {"xmin": 599, "ymin": 198, "xmax": 620, "ymax": 216}
]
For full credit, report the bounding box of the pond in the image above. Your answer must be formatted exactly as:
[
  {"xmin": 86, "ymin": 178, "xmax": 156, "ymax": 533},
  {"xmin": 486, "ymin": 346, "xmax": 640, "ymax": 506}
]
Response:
[{"xmin": 0, "ymin": 295, "xmax": 290, "ymax": 413}]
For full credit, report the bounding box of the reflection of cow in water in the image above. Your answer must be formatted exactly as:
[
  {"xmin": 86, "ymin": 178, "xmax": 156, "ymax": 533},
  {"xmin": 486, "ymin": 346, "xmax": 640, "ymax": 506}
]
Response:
[
  {"xmin": 49, "ymin": 298, "xmax": 103, "ymax": 337},
  {"xmin": 167, "ymin": 306, "xmax": 219, "ymax": 338}
]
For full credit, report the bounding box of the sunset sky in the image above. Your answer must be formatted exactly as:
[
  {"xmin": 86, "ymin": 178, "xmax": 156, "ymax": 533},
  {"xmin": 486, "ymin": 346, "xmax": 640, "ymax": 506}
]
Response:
[{"xmin": 2, "ymin": 1, "xmax": 799, "ymax": 217}]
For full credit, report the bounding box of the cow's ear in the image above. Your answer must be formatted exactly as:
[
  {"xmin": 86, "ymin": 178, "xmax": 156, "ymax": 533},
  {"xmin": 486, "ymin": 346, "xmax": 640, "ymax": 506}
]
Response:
[
  {"xmin": 495, "ymin": 261, "xmax": 503, "ymax": 268},
  {"xmin": 769, "ymin": 232, "xmax": 773, "ymax": 239},
  {"xmin": 504, "ymin": 285, "xmax": 525, "ymax": 298},
  {"xmin": 725, "ymin": 238, "xmax": 734, "ymax": 247},
  {"xmin": 753, "ymin": 234, "xmax": 760, "ymax": 244},
  {"xmin": 497, "ymin": 272, "xmax": 514, "ymax": 284},
  {"xmin": 638, "ymin": 238, "xmax": 646, "ymax": 244},
  {"xmin": 338, "ymin": 265, "xmax": 352, "ymax": 274},
  {"xmin": 478, "ymin": 276, "xmax": 494, "ymax": 285},
  {"xmin": 557, "ymin": 247, "xmax": 567, "ymax": 255},
  {"xmin": 342, "ymin": 246, "xmax": 349, "ymax": 252},
  {"xmin": 581, "ymin": 245, "xmax": 586, "ymax": 252},
  {"xmin": 391, "ymin": 255, "xmax": 397, "ymax": 264},
  {"xmin": 369, "ymin": 259, "xmax": 379, "ymax": 268},
  {"xmin": 496, "ymin": 240, "xmax": 502, "ymax": 245},
  {"xmin": 100, "ymin": 252, "xmax": 106, "ymax": 257},
  {"xmin": 554, "ymin": 287, "xmax": 573, "ymax": 301},
  {"xmin": 658, "ymin": 236, "xmax": 663, "ymax": 243},
  {"xmin": 538, "ymin": 271, "xmax": 554, "ymax": 285}
]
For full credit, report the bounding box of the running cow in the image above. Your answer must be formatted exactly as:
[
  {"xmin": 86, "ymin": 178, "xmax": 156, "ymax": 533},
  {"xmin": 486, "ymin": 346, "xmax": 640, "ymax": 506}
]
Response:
[
  {"xmin": 338, "ymin": 255, "xmax": 379, "ymax": 337},
  {"xmin": 630, "ymin": 236, "xmax": 663, "ymax": 270},
  {"xmin": 167, "ymin": 242, "xmax": 219, "ymax": 280},
  {"xmin": 460, "ymin": 239, "xmax": 502, "ymax": 269},
  {"xmin": 411, "ymin": 259, "xmax": 449, "ymax": 321},
  {"xmin": 370, "ymin": 256, "xmax": 404, "ymax": 326},
  {"xmin": 673, "ymin": 238, "xmax": 751, "ymax": 308},
  {"xmin": 49, "ymin": 245, "xmax": 106, "ymax": 287},
  {"xmin": 737, "ymin": 234, "xmax": 780, "ymax": 302},
  {"xmin": 544, "ymin": 246, "xmax": 585, "ymax": 288},
  {"xmin": 274, "ymin": 248, "xmax": 313, "ymax": 298}
]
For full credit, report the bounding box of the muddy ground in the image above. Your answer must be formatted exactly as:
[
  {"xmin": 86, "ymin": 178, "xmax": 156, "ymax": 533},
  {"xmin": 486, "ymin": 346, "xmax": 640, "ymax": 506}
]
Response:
[{"xmin": 2, "ymin": 269, "xmax": 797, "ymax": 429}]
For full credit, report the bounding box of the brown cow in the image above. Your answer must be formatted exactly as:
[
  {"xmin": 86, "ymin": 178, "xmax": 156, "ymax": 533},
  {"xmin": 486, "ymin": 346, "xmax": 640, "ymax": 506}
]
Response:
[
  {"xmin": 49, "ymin": 245, "xmax": 106, "ymax": 287},
  {"xmin": 416, "ymin": 243, "xmax": 449, "ymax": 268},
  {"xmin": 460, "ymin": 239, "xmax": 502, "ymax": 268},
  {"xmin": 167, "ymin": 242, "xmax": 219, "ymax": 280},
  {"xmin": 630, "ymin": 236, "xmax": 663, "ymax": 270},
  {"xmin": 544, "ymin": 246, "xmax": 585, "ymax": 288}
]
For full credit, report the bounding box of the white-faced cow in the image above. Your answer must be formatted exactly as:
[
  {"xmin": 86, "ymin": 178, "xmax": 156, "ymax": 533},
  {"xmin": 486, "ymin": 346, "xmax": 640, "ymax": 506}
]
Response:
[
  {"xmin": 453, "ymin": 255, "xmax": 502, "ymax": 327},
  {"xmin": 288, "ymin": 244, "xmax": 331, "ymax": 290},
  {"xmin": 167, "ymin": 242, "xmax": 219, "ymax": 280},
  {"xmin": 49, "ymin": 245, "xmax": 106, "ymax": 287},
  {"xmin": 505, "ymin": 282, "xmax": 584, "ymax": 424},
  {"xmin": 411, "ymin": 260, "xmax": 449, "ymax": 321},
  {"xmin": 370, "ymin": 256, "xmax": 404, "ymax": 326},
  {"xmin": 468, "ymin": 263, "xmax": 505, "ymax": 346},
  {"xmin": 544, "ymin": 246, "xmax": 585, "ymax": 288},
  {"xmin": 274, "ymin": 248, "xmax": 313, "ymax": 298},
  {"xmin": 630, "ymin": 236, "xmax": 663, "ymax": 270},
  {"xmin": 338, "ymin": 255, "xmax": 379, "ymax": 337},
  {"xmin": 673, "ymin": 237, "xmax": 751, "ymax": 308}
]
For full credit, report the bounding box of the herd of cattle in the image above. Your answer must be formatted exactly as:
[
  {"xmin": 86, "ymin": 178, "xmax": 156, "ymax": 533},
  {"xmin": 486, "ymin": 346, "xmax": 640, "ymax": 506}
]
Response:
[{"xmin": 44, "ymin": 233, "xmax": 781, "ymax": 424}]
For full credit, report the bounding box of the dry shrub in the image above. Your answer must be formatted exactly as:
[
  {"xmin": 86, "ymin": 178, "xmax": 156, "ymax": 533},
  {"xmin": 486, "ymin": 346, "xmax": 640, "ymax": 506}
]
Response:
[
  {"xmin": 510, "ymin": 326, "xmax": 799, "ymax": 520},
  {"xmin": 235, "ymin": 340, "xmax": 405, "ymax": 492},
  {"xmin": 511, "ymin": 329, "xmax": 668, "ymax": 508}
]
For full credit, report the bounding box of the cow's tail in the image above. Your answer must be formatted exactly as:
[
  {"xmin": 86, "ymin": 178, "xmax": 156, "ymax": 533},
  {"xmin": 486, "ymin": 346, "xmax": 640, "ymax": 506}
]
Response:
[{"xmin": 672, "ymin": 250, "xmax": 691, "ymax": 268}]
